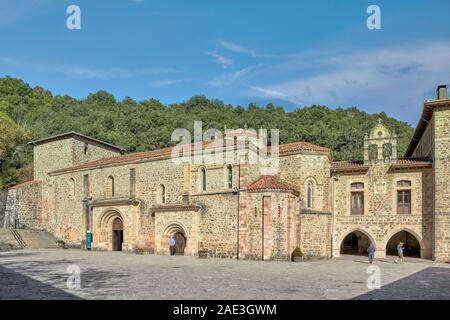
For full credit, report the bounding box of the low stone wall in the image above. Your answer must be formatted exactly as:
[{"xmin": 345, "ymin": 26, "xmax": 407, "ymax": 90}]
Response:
[{"xmin": 4, "ymin": 181, "xmax": 43, "ymax": 229}]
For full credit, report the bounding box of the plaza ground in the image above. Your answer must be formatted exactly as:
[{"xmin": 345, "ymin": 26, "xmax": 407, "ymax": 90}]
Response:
[{"xmin": 0, "ymin": 248, "xmax": 449, "ymax": 300}]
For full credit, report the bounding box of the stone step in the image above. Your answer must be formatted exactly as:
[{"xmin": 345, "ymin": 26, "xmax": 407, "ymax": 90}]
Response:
[
  {"xmin": 0, "ymin": 228, "xmax": 23, "ymax": 251},
  {"xmin": 15, "ymin": 229, "xmax": 61, "ymax": 249}
]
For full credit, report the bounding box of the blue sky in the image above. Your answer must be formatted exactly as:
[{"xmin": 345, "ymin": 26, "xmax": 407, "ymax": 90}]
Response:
[{"xmin": 0, "ymin": 0, "xmax": 449, "ymax": 125}]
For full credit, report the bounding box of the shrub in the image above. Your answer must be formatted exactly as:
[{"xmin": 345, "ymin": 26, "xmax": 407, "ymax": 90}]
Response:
[
  {"xmin": 56, "ymin": 240, "xmax": 66, "ymax": 249},
  {"xmin": 292, "ymin": 247, "xmax": 303, "ymax": 257}
]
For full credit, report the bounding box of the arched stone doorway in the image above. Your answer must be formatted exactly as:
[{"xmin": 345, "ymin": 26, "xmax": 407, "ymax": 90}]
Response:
[
  {"xmin": 97, "ymin": 209, "xmax": 125, "ymax": 251},
  {"xmin": 164, "ymin": 223, "xmax": 188, "ymax": 256},
  {"xmin": 386, "ymin": 231, "xmax": 420, "ymax": 257},
  {"xmin": 112, "ymin": 217, "xmax": 124, "ymax": 252},
  {"xmin": 340, "ymin": 230, "xmax": 374, "ymax": 255},
  {"xmin": 173, "ymin": 232, "xmax": 187, "ymax": 255}
]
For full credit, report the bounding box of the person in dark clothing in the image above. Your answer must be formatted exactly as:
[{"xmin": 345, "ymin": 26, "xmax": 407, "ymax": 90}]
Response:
[{"xmin": 367, "ymin": 243, "xmax": 375, "ymax": 264}]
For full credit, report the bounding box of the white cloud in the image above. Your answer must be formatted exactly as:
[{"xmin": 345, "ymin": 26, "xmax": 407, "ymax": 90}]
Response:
[
  {"xmin": 149, "ymin": 78, "xmax": 192, "ymax": 87},
  {"xmin": 208, "ymin": 65, "xmax": 262, "ymax": 87},
  {"xmin": 218, "ymin": 39, "xmax": 279, "ymax": 58},
  {"xmin": 242, "ymin": 41, "xmax": 450, "ymax": 122},
  {"xmin": 207, "ymin": 51, "xmax": 234, "ymax": 69}
]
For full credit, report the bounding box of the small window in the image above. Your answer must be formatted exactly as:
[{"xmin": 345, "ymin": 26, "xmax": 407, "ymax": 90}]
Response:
[
  {"xmin": 107, "ymin": 176, "xmax": 115, "ymax": 197},
  {"xmin": 306, "ymin": 182, "xmax": 313, "ymax": 209},
  {"xmin": 84, "ymin": 142, "xmax": 89, "ymax": 155},
  {"xmin": 226, "ymin": 165, "xmax": 233, "ymax": 189},
  {"xmin": 201, "ymin": 168, "xmax": 207, "ymax": 191},
  {"xmin": 160, "ymin": 184, "xmax": 166, "ymax": 204},
  {"xmin": 351, "ymin": 182, "xmax": 364, "ymax": 189},
  {"xmin": 351, "ymin": 192, "xmax": 364, "ymax": 215},
  {"xmin": 397, "ymin": 190, "xmax": 411, "ymax": 214},
  {"xmin": 69, "ymin": 178, "xmax": 75, "ymax": 197}
]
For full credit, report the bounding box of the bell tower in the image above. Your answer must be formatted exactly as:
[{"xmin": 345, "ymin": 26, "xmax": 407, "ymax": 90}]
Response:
[{"xmin": 363, "ymin": 119, "xmax": 398, "ymax": 165}]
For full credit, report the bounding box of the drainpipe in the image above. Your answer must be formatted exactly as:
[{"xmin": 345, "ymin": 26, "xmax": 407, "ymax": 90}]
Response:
[
  {"xmin": 331, "ymin": 170, "xmax": 339, "ymax": 258},
  {"xmin": 237, "ymin": 164, "xmax": 241, "ymax": 260}
]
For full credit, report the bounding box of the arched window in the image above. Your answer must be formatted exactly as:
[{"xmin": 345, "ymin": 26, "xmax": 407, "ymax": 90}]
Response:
[
  {"xmin": 306, "ymin": 181, "xmax": 313, "ymax": 209},
  {"xmin": 160, "ymin": 184, "xmax": 166, "ymax": 204},
  {"xmin": 69, "ymin": 178, "xmax": 75, "ymax": 197},
  {"xmin": 201, "ymin": 167, "xmax": 207, "ymax": 191},
  {"xmin": 107, "ymin": 176, "xmax": 115, "ymax": 197},
  {"xmin": 226, "ymin": 164, "xmax": 233, "ymax": 189}
]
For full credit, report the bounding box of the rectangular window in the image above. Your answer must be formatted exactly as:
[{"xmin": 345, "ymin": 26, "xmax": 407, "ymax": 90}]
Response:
[
  {"xmin": 351, "ymin": 192, "xmax": 364, "ymax": 215},
  {"xmin": 397, "ymin": 190, "xmax": 411, "ymax": 214},
  {"xmin": 129, "ymin": 168, "xmax": 136, "ymax": 198}
]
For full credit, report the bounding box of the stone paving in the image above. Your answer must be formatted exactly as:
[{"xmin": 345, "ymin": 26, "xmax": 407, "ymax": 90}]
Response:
[{"xmin": 0, "ymin": 248, "xmax": 449, "ymax": 300}]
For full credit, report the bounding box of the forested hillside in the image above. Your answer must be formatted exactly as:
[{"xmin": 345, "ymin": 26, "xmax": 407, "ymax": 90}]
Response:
[{"xmin": 0, "ymin": 77, "xmax": 414, "ymax": 189}]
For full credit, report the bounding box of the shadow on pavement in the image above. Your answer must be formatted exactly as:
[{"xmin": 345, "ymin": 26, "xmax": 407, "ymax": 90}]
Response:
[
  {"xmin": 1, "ymin": 253, "xmax": 131, "ymax": 299},
  {"xmin": 353, "ymin": 267, "xmax": 450, "ymax": 300},
  {"xmin": 0, "ymin": 265, "xmax": 82, "ymax": 300}
]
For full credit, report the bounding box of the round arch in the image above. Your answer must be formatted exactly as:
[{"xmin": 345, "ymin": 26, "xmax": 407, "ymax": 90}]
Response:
[
  {"xmin": 98, "ymin": 208, "xmax": 125, "ymax": 251},
  {"xmin": 384, "ymin": 228, "xmax": 422, "ymax": 258},
  {"xmin": 338, "ymin": 228, "xmax": 377, "ymax": 256},
  {"xmin": 163, "ymin": 222, "xmax": 188, "ymax": 256},
  {"xmin": 163, "ymin": 221, "xmax": 189, "ymax": 238},
  {"xmin": 98, "ymin": 208, "xmax": 124, "ymax": 229}
]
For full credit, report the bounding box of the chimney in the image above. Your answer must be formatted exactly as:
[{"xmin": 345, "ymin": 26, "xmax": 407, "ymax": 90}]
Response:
[{"xmin": 437, "ymin": 85, "xmax": 448, "ymax": 100}]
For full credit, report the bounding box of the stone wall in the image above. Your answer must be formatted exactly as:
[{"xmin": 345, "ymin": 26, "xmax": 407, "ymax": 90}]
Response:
[
  {"xmin": 191, "ymin": 192, "xmax": 239, "ymax": 259},
  {"xmin": 238, "ymin": 190, "xmax": 300, "ymax": 261},
  {"xmin": 34, "ymin": 137, "xmax": 120, "ymax": 181},
  {"xmin": 299, "ymin": 211, "xmax": 332, "ymax": 257},
  {"xmin": 0, "ymin": 190, "xmax": 7, "ymax": 227},
  {"xmin": 332, "ymin": 165, "xmax": 433, "ymax": 259},
  {"xmin": 433, "ymin": 106, "xmax": 450, "ymax": 262},
  {"xmin": 4, "ymin": 181, "xmax": 43, "ymax": 229},
  {"xmin": 154, "ymin": 209, "xmax": 200, "ymax": 256}
]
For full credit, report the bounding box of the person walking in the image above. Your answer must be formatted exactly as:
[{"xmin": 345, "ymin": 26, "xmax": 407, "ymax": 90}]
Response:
[
  {"xmin": 395, "ymin": 241, "xmax": 405, "ymax": 264},
  {"xmin": 169, "ymin": 237, "xmax": 176, "ymax": 256},
  {"xmin": 367, "ymin": 243, "xmax": 375, "ymax": 264}
]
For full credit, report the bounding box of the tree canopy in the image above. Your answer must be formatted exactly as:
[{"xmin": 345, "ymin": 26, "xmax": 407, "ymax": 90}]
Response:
[{"xmin": 0, "ymin": 76, "xmax": 414, "ymax": 189}]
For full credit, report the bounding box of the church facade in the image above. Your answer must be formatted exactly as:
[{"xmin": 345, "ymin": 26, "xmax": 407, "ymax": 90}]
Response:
[{"xmin": 4, "ymin": 86, "xmax": 450, "ymax": 262}]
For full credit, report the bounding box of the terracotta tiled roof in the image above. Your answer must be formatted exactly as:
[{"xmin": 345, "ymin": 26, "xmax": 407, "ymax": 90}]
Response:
[
  {"xmin": 332, "ymin": 157, "xmax": 433, "ymax": 172},
  {"xmin": 9, "ymin": 180, "xmax": 41, "ymax": 190},
  {"xmin": 150, "ymin": 203, "xmax": 201, "ymax": 213},
  {"xmin": 49, "ymin": 139, "xmax": 330, "ymax": 175},
  {"xmin": 331, "ymin": 160, "xmax": 366, "ymax": 168},
  {"xmin": 392, "ymin": 157, "xmax": 433, "ymax": 168},
  {"xmin": 277, "ymin": 141, "xmax": 330, "ymax": 154},
  {"xmin": 247, "ymin": 175, "xmax": 299, "ymax": 194}
]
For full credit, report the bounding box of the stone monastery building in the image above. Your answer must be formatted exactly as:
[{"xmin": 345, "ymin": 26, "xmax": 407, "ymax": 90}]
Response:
[{"xmin": 4, "ymin": 86, "xmax": 450, "ymax": 262}]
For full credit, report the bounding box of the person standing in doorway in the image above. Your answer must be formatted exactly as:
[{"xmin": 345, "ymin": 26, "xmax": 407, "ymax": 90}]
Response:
[
  {"xmin": 367, "ymin": 243, "xmax": 375, "ymax": 264},
  {"xmin": 395, "ymin": 241, "xmax": 405, "ymax": 264},
  {"xmin": 169, "ymin": 237, "xmax": 176, "ymax": 256}
]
